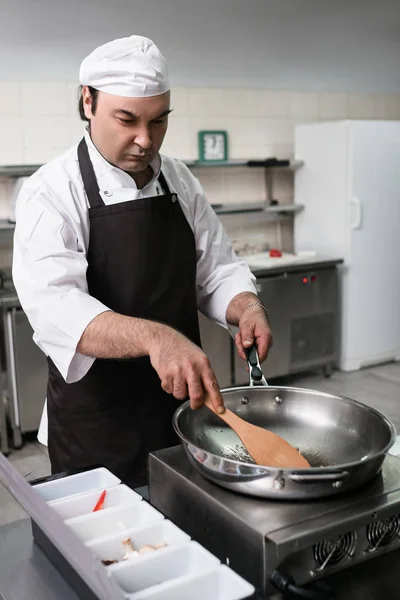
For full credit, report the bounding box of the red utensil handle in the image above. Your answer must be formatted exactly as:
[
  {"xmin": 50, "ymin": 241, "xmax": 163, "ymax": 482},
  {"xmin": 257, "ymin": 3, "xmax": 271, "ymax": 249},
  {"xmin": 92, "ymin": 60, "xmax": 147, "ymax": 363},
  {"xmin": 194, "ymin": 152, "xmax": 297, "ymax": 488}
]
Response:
[{"xmin": 92, "ymin": 489, "xmax": 106, "ymax": 512}]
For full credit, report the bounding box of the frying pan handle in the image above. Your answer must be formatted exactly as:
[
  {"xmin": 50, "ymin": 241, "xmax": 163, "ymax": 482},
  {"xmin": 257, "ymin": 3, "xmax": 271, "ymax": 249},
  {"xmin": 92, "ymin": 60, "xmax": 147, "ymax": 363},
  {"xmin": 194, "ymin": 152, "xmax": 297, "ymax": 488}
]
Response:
[
  {"xmin": 245, "ymin": 344, "xmax": 268, "ymax": 387},
  {"xmin": 289, "ymin": 471, "xmax": 349, "ymax": 484}
]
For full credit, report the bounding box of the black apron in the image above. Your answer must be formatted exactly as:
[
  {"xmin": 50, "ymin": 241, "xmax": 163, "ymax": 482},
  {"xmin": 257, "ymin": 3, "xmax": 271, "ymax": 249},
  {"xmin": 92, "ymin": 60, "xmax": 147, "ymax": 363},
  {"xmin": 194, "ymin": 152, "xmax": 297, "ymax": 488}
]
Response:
[{"xmin": 47, "ymin": 138, "xmax": 201, "ymax": 487}]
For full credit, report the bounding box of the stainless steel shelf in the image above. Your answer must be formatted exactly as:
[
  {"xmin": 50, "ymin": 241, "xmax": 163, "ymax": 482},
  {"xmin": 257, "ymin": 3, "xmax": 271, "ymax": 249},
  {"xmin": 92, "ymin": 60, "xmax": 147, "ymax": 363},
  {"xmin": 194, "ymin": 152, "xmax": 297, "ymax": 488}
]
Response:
[
  {"xmin": 0, "ymin": 165, "xmax": 41, "ymax": 178},
  {"xmin": 212, "ymin": 203, "xmax": 304, "ymax": 216},
  {"xmin": 265, "ymin": 203, "xmax": 304, "ymax": 214},
  {"xmin": 0, "ymin": 220, "xmax": 15, "ymax": 230},
  {"xmin": 186, "ymin": 159, "xmax": 248, "ymax": 167},
  {"xmin": 212, "ymin": 203, "xmax": 264, "ymax": 215},
  {"xmin": 0, "ymin": 160, "xmax": 304, "ymax": 178},
  {"xmin": 187, "ymin": 159, "xmax": 304, "ymax": 170}
]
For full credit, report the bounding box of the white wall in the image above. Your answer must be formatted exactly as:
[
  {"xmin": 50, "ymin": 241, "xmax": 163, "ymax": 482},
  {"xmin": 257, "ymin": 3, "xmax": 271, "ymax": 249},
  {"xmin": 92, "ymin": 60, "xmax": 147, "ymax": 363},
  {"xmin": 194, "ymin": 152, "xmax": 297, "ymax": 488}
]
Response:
[
  {"xmin": 0, "ymin": 82, "xmax": 399, "ymax": 265},
  {"xmin": 1, "ymin": 0, "xmax": 400, "ymax": 93},
  {"xmin": 1, "ymin": 82, "xmax": 400, "ymax": 209}
]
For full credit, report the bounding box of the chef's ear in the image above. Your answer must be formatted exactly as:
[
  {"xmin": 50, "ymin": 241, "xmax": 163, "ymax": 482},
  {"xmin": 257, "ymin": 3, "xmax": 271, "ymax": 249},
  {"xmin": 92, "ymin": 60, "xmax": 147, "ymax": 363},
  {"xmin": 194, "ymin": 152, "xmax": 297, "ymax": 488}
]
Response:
[{"xmin": 79, "ymin": 85, "xmax": 98, "ymax": 121}]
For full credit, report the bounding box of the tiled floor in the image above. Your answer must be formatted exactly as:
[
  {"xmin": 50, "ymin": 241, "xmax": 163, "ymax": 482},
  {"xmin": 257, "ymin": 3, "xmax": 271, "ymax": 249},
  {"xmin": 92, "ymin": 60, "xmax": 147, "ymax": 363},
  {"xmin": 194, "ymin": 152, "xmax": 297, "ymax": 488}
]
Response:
[
  {"xmin": 0, "ymin": 362, "xmax": 399, "ymax": 526},
  {"xmin": 294, "ymin": 361, "xmax": 400, "ymax": 430}
]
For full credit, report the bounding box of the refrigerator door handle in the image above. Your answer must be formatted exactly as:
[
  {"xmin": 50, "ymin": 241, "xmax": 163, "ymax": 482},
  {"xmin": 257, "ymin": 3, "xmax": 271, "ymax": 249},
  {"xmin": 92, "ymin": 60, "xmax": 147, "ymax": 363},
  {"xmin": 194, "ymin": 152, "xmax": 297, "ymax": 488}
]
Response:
[{"xmin": 350, "ymin": 196, "xmax": 363, "ymax": 230}]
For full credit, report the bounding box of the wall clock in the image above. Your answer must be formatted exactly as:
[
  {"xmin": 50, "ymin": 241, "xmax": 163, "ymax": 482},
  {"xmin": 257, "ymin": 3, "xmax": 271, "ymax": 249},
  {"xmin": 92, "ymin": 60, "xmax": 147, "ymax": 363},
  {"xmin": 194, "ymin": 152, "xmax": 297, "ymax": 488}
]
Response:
[{"xmin": 198, "ymin": 130, "xmax": 228, "ymax": 162}]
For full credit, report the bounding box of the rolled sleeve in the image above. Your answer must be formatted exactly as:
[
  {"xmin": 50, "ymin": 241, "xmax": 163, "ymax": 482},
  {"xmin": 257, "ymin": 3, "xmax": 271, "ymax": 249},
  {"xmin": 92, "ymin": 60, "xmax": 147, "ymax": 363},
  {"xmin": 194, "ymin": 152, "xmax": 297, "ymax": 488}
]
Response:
[
  {"xmin": 199, "ymin": 262, "xmax": 257, "ymax": 327},
  {"xmin": 36, "ymin": 289, "xmax": 110, "ymax": 382},
  {"xmin": 13, "ymin": 190, "xmax": 110, "ymax": 383}
]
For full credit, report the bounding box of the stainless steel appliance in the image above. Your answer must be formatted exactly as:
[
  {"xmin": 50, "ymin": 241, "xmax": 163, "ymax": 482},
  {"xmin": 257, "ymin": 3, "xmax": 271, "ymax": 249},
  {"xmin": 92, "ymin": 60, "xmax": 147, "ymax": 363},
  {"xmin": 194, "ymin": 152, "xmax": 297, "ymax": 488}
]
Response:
[
  {"xmin": 149, "ymin": 445, "xmax": 400, "ymax": 598},
  {"xmin": 198, "ymin": 264, "xmax": 340, "ymax": 389},
  {"xmin": 0, "ymin": 286, "xmax": 47, "ymax": 450},
  {"xmin": 234, "ymin": 267, "xmax": 339, "ymax": 383},
  {"xmin": 198, "ymin": 311, "xmax": 232, "ymax": 388}
]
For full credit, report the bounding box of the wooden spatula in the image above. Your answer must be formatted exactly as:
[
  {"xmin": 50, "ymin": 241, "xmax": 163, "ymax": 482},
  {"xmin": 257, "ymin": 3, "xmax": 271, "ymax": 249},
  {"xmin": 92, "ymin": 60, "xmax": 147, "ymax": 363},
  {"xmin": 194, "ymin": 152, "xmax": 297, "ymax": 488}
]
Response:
[
  {"xmin": 204, "ymin": 398, "xmax": 310, "ymax": 468},
  {"xmin": 204, "ymin": 344, "xmax": 310, "ymax": 469}
]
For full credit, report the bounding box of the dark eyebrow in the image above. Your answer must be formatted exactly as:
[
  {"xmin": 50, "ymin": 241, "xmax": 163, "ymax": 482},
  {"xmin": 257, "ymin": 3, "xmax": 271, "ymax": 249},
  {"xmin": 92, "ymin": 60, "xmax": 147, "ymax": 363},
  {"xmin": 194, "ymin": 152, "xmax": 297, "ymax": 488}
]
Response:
[
  {"xmin": 113, "ymin": 108, "xmax": 173, "ymax": 120},
  {"xmin": 114, "ymin": 109, "xmax": 137, "ymax": 118},
  {"xmin": 153, "ymin": 108, "xmax": 173, "ymax": 120}
]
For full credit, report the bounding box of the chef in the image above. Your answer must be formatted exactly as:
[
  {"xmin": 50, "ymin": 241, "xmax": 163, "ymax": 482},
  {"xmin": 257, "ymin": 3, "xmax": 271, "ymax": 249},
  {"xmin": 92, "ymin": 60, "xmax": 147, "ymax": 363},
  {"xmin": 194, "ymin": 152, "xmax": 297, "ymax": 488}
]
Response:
[{"xmin": 12, "ymin": 35, "xmax": 273, "ymax": 487}]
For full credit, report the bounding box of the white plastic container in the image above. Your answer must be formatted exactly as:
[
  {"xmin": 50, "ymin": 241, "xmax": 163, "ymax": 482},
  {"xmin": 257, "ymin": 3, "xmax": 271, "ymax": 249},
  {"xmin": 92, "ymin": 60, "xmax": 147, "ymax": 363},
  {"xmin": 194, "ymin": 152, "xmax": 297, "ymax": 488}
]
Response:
[
  {"xmin": 66, "ymin": 503, "xmax": 164, "ymax": 543},
  {"xmin": 109, "ymin": 541, "xmax": 220, "ymax": 594},
  {"xmin": 48, "ymin": 484, "xmax": 142, "ymax": 520},
  {"xmin": 86, "ymin": 520, "xmax": 190, "ymax": 562},
  {"xmin": 33, "ymin": 468, "xmax": 120, "ymax": 502},
  {"xmin": 125, "ymin": 565, "xmax": 255, "ymax": 600}
]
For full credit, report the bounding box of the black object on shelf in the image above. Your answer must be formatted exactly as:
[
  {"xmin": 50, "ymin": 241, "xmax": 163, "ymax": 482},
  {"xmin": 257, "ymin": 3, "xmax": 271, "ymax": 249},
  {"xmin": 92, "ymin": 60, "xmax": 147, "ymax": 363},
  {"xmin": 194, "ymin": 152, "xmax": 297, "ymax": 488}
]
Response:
[{"xmin": 247, "ymin": 158, "xmax": 290, "ymax": 168}]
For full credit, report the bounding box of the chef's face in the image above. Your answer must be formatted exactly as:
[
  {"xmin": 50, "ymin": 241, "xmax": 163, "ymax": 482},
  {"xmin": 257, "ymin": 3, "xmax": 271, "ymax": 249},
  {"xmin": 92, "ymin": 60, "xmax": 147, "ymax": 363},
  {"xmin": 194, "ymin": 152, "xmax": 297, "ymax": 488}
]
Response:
[{"xmin": 82, "ymin": 87, "xmax": 171, "ymax": 173}]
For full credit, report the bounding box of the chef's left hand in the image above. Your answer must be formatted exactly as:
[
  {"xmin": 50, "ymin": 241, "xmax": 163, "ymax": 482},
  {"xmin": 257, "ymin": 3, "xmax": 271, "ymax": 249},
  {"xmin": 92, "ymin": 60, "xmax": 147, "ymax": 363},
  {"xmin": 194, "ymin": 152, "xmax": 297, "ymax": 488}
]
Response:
[{"xmin": 235, "ymin": 304, "xmax": 273, "ymax": 363}]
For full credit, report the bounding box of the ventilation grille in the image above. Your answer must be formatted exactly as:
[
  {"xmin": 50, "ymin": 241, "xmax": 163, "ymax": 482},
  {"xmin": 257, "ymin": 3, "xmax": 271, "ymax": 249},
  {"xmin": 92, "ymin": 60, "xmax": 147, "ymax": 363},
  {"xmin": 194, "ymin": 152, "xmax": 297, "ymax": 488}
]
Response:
[
  {"xmin": 366, "ymin": 515, "xmax": 400, "ymax": 551},
  {"xmin": 313, "ymin": 532, "xmax": 356, "ymax": 571}
]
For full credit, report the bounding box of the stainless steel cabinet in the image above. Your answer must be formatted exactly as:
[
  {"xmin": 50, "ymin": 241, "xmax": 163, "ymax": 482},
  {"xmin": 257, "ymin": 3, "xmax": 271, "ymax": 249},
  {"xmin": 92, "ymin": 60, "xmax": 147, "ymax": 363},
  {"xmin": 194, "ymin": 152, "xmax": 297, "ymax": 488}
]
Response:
[
  {"xmin": 4, "ymin": 307, "xmax": 48, "ymax": 446},
  {"xmin": 198, "ymin": 312, "xmax": 232, "ymax": 388},
  {"xmin": 234, "ymin": 267, "xmax": 339, "ymax": 384}
]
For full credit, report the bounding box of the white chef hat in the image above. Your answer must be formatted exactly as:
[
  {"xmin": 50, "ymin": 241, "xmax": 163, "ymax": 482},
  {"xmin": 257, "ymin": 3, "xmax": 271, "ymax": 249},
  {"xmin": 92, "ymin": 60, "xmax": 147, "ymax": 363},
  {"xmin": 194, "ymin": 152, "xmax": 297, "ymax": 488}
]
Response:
[{"xmin": 79, "ymin": 35, "xmax": 170, "ymax": 98}]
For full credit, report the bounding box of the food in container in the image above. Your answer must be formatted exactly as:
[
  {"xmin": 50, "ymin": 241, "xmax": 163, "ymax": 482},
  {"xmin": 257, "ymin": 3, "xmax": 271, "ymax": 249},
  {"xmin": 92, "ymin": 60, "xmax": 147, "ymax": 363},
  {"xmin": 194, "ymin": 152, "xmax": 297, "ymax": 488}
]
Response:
[{"xmin": 101, "ymin": 536, "xmax": 167, "ymax": 566}]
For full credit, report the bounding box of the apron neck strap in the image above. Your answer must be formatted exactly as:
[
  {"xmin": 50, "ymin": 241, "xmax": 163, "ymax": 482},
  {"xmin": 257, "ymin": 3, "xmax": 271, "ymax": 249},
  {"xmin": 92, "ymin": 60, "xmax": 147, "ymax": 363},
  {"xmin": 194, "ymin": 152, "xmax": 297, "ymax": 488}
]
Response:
[
  {"xmin": 157, "ymin": 170, "xmax": 171, "ymax": 195},
  {"xmin": 77, "ymin": 138, "xmax": 104, "ymax": 209}
]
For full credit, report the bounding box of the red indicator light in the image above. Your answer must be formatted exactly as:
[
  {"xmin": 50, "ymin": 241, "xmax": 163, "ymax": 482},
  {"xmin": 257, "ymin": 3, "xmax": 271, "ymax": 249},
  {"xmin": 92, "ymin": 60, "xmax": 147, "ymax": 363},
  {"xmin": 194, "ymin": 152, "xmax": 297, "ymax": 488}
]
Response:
[
  {"xmin": 311, "ymin": 275, "xmax": 317, "ymax": 282},
  {"xmin": 302, "ymin": 277, "xmax": 308, "ymax": 284}
]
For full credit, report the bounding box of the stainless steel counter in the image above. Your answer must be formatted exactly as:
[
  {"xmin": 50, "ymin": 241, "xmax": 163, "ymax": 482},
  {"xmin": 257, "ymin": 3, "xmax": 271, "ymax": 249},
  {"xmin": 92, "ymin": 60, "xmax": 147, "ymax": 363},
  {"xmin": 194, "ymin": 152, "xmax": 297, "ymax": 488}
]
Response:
[
  {"xmin": 0, "ymin": 518, "xmax": 80, "ymax": 600},
  {"xmin": 249, "ymin": 256, "xmax": 343, "ymax": 278}
]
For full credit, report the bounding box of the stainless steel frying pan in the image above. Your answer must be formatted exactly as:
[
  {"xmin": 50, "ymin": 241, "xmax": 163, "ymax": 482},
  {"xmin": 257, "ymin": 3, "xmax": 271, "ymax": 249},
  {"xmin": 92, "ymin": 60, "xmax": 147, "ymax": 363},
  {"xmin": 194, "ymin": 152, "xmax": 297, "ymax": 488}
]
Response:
[{"xmin": 173, "ymin": 347, "xmax": 396, "ymax": 499}]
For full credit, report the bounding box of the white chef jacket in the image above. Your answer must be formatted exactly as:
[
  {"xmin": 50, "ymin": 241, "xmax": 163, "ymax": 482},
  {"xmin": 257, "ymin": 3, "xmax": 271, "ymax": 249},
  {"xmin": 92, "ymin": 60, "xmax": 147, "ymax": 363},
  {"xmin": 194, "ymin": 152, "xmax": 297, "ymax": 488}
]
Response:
[{"xmin": 12, "ymin": 131, "xmax": 256, "ymax": 445}]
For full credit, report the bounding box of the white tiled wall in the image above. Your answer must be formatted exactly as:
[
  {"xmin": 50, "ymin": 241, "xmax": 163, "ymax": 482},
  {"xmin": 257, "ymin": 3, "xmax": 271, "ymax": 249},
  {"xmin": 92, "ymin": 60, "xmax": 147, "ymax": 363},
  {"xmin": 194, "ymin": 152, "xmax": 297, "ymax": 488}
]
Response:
[{"xmin": 0, "ymin": 82, "xmax": 399, "ymax": 259}]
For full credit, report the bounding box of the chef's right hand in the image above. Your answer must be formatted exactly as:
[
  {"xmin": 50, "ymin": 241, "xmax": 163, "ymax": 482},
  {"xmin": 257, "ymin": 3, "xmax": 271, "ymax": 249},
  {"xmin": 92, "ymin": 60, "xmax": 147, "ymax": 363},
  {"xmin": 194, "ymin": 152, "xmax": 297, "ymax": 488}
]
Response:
[{"xmin": 147, "ymin": 325, "xmax": 225, "ymax": 414}]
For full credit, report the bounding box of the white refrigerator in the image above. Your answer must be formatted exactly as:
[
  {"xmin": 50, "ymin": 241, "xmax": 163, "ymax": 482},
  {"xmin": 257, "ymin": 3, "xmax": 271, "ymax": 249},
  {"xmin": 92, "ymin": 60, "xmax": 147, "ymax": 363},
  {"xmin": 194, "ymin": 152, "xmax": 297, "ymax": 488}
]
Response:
[{"xmin": 294, "ymin": 120, "xmax": 400, "ymax": 371}]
